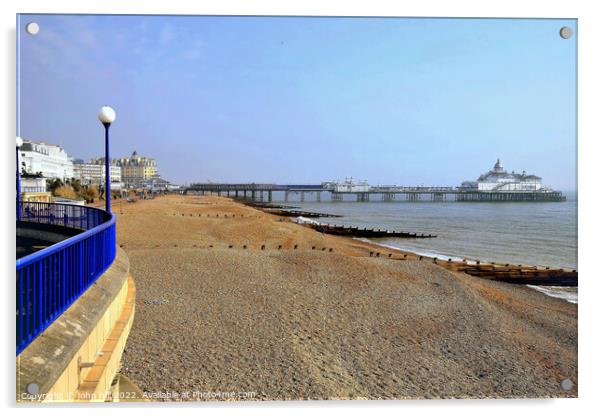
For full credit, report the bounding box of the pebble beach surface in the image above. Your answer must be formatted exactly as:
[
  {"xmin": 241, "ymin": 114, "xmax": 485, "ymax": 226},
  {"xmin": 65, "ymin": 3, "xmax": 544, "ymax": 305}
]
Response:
[{"xmin": 116, "ymin": 195, "xmax": 577, "ymax": 400}]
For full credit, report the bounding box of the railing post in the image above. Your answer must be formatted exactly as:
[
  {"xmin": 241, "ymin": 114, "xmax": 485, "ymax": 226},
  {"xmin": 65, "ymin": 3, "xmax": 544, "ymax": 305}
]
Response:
[
  {"xmin": 25, "ymin": 266, "xmax": 30, "ymax": 343},
  {"xmin": 18, "ymin": 269, "xmax": 23, "ymax": 351},
  {"xmin": 60, "ymin": 250, "xmax": 67, "ymax": 312},
  {"xmin": 38, "ymin": 257, "xmax": 43, "ymax": 330},
  {"xmin": 80, "ymin": 240, "xmax": 84, "ymax": 290}
]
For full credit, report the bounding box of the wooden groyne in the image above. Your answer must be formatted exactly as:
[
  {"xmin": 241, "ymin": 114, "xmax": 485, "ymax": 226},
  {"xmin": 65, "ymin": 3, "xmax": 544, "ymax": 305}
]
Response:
[
  {"xmin": 266, "ymin": 209, "xmax": 342, "ymax": 218},
  {"xmin": 308, "ymin": 223, "xmax": 436, "ymax": 239},
  {"xmin": 241, "ymin": 201, "xmax": 301, "ymax": 210},
  {"xmin": 241, "ymin": 201, "xmax": 343, "ymax": 218},
  {"xmin": 431, "ymin": 258, "xmax": 577, "ymax": 286}
]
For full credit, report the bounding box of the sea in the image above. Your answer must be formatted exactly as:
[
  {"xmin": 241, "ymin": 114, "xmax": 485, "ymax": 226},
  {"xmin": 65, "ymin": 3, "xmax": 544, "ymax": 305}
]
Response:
[{"xmin": 280, "ymin": 191, "xmax": 578, "ymax": 303}]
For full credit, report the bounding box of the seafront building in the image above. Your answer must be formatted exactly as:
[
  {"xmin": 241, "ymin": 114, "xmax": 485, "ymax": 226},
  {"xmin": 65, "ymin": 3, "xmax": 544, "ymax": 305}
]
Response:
[
  {"xmin": 93, "ymin": 151, "xmax": 158, "ymax": 189},
  {"xmin": 144, "ymin": 173, "xmax": 174, "ymax": 191},
  {"xmin": 19, "ymin": 139, "xmax": 74, "ymax": 181},
  {"xmin": 460, "ymin": 159, "xmax": 544, "ymax": 191},
  {"xmin": 113, "ymin": 151, "xmax": 158, "ymax": 188},
  {"xmin": 18, "ymin": 173, "xmax": 51, "ymax": 202},
  {"xmin": 20, "ymin": 139, "xmax": 170, "ymax": 192},
  {"xmin": 73, "ymin": 159, "xmax": 123, "ymax": 190}
]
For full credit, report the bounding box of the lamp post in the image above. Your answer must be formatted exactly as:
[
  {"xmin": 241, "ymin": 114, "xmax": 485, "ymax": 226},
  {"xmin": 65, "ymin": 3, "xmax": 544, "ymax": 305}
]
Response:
[
  {"xmin": 98, "ymin": 106, "xmax": 116, "ymax": 213},
  {"xmin": 16, "ymin": 136, "xmax": 23, "ymax": 221}
]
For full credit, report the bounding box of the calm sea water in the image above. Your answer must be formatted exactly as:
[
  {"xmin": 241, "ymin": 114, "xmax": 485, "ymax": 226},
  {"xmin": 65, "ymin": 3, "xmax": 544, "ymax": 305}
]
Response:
[{"xmin": 280, "ymin": 192, "xmax": 577, "ymax": 271}]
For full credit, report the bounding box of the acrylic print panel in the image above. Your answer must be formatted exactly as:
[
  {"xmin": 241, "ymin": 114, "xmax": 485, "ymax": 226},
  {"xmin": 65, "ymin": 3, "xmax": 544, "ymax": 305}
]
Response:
[{"xmin": 16, "ymin": 14, "xmax": 577, "ymax": 403}]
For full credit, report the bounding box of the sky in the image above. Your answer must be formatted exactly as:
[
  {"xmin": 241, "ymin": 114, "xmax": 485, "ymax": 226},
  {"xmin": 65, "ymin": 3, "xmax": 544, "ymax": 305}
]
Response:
[{"xmin": 18, "ymin": 15, "xmax": 577, "ymax": 190}]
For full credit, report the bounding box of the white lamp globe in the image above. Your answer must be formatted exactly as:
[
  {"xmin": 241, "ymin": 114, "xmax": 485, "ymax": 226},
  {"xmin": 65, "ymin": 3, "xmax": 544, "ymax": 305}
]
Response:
[
  {"xmin": 98, "ymin": 106, "xmax": 116, "ymax": 124},
  {"xmin": 16, "ymin": 136, "xmax": 23, "ymax": 148}
]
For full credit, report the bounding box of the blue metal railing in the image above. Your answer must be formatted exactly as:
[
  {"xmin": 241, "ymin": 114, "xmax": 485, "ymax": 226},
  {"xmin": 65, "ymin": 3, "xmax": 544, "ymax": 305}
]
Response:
[{"xmin": 16, "ymin": 202, "xmax": 116, "ymax": 355}]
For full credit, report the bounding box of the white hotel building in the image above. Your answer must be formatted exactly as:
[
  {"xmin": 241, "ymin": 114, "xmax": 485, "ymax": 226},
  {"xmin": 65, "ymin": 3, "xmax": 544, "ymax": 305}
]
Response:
[
  {"xmin": 73, "ymin": 160, "xmax": 123, "ymax": 190},
  {"xmin": 19, "ymin": 140, "xmax": 74, "ymax": 181}
]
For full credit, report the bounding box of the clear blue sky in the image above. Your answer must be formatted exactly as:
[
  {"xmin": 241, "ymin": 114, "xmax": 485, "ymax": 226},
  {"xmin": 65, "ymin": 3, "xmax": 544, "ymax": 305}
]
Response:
[{"xmin": 18, "ymin": 15, "xmax": 577, "ymax": 190}]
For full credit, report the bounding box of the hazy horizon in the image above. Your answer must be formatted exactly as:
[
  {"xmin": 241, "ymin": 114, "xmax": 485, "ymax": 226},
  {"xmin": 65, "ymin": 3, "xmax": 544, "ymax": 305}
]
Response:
[{"xmin": 18, "ymin": 15, "xmax": 577, "ymax": 190}]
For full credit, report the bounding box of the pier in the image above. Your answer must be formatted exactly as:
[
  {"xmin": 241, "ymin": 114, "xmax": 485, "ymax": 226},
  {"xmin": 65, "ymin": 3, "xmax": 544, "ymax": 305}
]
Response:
[
  {"xmin": 185, "ymin": 160, "xmax": 566, "ymax": 203},
  {"xmin": 184, "ymin": 183, "xmax": 566, "ymax": 202}
]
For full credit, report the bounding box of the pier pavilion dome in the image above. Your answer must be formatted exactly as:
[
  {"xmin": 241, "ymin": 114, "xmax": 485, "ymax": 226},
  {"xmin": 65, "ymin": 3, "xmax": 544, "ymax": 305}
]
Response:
[
  {"xmin": 467, "ymin": 159, "xmax": 543, "ymax": 192},
  {"xmin": 493, "ymin": 158, "xmax": 504, "ymax": 173}
]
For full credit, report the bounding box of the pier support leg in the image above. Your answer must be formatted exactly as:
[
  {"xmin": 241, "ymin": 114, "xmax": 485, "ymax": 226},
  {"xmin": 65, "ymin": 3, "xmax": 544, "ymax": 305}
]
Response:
[
  {"xmin": 284, "ymin": 191, "xmax": 289, "ymax": 202},
  {"xmin": 316, "ymin": 191, "xmax": 321, "ymax": 202},
  {"xmin": 357, "ymin": 193, "xmax": 369, "ymax": 202},
  {"xmin": 301, "ymin": 192, "xmax": 305, "ymax": 202},
  {"xmin": 268, "ymin": 190, "xmax": 272, "ymax": 202}
]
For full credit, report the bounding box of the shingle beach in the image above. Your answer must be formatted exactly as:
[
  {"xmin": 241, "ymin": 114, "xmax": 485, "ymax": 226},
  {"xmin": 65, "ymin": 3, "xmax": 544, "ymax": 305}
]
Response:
[{"xmin": 116, "ymin": 194, "xmax": 577, "ymax": 400}]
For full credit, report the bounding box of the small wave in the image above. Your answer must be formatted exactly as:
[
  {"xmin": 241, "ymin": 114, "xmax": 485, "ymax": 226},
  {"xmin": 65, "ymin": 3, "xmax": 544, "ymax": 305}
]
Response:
[
  {"xmin": 355, "ymin": 238, "xmax": 478, "ymax": 264},
  {"xmin": 359, "ymin": 238, "xmax": 578, "ymax": 304},
  {"xmin": 294, "ymin": 216, "xmax": 322, "ymax": 225},
  {"xmin": 526, "ymin": 285, "xmax": 578, "ymax": 304}
]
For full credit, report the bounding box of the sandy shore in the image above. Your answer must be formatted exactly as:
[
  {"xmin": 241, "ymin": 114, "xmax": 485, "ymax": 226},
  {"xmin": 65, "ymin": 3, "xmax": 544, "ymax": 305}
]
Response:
[{"xmin": 115, "ymin": 194, "xmax": 577, "ymax": 400}]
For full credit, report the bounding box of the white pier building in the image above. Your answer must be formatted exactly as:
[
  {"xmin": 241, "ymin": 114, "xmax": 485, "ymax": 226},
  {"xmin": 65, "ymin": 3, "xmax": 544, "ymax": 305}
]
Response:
[
  {"xmin": 460, "ymin": 159, "xmax": 544, "ymax": 192},
  {"xmin": 322, "ymin": 178, "xmax": 370, "ymax": 193}
]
